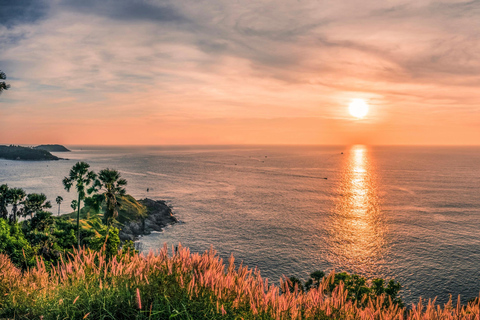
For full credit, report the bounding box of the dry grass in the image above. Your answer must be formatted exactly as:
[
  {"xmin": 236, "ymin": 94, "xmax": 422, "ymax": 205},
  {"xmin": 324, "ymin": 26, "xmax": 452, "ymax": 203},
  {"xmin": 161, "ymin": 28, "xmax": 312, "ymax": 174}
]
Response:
[{"xmin": 1, "ymin": 245, "xmax": 480, "ymax": 319}]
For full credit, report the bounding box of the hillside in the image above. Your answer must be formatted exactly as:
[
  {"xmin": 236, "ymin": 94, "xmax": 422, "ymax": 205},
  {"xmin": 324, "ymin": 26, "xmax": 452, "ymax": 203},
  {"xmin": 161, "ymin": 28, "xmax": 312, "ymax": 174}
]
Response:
[
  {"xmin": 0, "ymin": 145, "xmax": 60, "ymax": 161},
  {"xmin": 34, "ymin": 144, "xmax": 71, "ymax": 152},
  {"xmin": 63, "ymin": 194, "xmax": 177, "ymax": 241}
]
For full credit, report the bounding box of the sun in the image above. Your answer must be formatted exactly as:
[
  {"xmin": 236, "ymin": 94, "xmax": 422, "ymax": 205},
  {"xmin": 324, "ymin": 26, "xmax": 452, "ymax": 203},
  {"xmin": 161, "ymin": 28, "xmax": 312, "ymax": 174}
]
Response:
[{"xmin": 349, "ymin": 99, "xmax": 369, "ymax": 119}]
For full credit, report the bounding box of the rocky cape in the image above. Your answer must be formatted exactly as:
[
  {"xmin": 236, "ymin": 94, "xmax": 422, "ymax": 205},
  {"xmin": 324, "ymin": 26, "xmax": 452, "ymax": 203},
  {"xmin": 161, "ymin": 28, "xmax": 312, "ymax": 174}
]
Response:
[{"xmin": 118, "ymin": 198, "xmax": 178, "ymax": 242}]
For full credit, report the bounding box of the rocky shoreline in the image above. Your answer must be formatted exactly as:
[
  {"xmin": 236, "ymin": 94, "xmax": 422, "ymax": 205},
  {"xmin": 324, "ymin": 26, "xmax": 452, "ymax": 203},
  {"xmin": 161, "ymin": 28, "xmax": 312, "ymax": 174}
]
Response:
[{"xmin": 118, "ymin": 198, "xmax": 178, "ymax": 242}]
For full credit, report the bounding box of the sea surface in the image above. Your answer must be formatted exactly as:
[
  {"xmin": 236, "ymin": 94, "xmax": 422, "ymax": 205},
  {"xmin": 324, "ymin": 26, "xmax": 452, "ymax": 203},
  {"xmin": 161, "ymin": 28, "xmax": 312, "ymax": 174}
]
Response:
[{"xmin": 1, "ymin": 145, "xmax": 479, "ymax": 304}]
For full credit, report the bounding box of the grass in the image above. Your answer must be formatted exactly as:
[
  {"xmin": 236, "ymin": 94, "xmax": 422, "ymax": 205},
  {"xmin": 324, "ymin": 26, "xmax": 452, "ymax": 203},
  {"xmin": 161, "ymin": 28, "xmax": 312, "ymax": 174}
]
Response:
[
  {"xmin": 1, "ymin": 245, "xmax": 480, "ymax": 319},
  {"xmin": 62, "ymin": 195, "xmax": 147, "ymax": 234}
]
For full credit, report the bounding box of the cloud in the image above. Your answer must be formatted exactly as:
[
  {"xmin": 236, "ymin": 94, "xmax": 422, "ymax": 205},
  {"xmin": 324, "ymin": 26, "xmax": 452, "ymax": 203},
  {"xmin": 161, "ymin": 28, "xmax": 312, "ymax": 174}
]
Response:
[
  {"xmin": 1, "ymin": 0, "xmax": 480, "ymax": 144},
  {"xmin": 0, "ymin": 0, "xmax": 50, "ymax": 27},
  {"xmin": 59, "ymin": 0, "xmax": 187, "ymax": 23}
]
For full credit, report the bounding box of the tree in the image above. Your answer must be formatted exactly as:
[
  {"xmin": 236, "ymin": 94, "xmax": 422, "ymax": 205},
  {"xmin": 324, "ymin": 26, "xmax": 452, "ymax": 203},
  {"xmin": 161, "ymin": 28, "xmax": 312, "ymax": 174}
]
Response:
[
  {"xmin": 70, "ymin": 200, "xmax": 78, "ymax": 211},
  {"xmin": 305, "ymin": 270, "xmax": 325, "ymax": 291},
  {"xmin": 87, "ymin": 169, "xmax": 127, "ymax": 248},
  {"xmin": 0, "ymin": 70, "xmax": 10, "ymax": 95},
  {"xmin": 21, "ymin": 193, "xmax": 52, "ymax": 220},
  {"xmin": 55, "ymin": 196, "xmax": 63, "ymax": 216},
  {"xmin": 288, "ymin": 270, "xmax": 403, "ymax": 308},
  {"xmin": 0, "ymin": 184, "xmax": 9, "ymax": 220},
  {"xmin": 7, "ymin": 188, "xmax": 26, "ymax": 223},
  {"xmin": 285, "ymin": 276, "xmax": 304, "ymax": 293},
  {"xmin": 62, "ymin": 162, "xmax": 96, "ymax": 249},
  {"xmin": 96, "ymin": 169, "xmax": 127, "ymax": 226}
]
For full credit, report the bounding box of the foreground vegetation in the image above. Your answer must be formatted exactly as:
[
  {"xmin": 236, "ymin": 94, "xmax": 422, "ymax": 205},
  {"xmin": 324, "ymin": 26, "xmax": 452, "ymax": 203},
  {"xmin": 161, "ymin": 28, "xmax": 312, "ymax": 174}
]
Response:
[
  {"xmin": 0, "ymin": 162, "xmax": 138, "ymax": 271},
  {"xmin": 1, "ymin": 246, "xmax": 480, "ymax": 320}
]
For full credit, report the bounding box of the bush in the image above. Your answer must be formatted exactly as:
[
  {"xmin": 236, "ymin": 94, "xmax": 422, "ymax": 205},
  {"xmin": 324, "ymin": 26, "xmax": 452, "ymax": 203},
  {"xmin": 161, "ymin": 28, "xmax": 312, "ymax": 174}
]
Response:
[
  {"xmin": 286, "ymin": 270, "xmax": 403, "ymax": 308},
  {"xmin": 0, "ymin": 218, "xmax": 35, "ymax": 269}
]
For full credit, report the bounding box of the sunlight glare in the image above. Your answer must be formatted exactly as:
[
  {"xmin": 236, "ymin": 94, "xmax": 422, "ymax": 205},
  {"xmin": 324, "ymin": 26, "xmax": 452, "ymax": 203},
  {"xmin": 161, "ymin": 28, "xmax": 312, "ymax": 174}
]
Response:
[{"xmin": 349, "ymin": 99, "xmax": 369, "ymax": 119}]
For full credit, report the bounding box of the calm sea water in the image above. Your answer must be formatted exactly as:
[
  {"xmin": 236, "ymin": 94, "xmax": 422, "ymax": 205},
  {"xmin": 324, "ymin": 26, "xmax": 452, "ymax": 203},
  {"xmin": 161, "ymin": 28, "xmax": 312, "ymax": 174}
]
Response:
[{"xmin": 1, "ymin": 145, "xmax": 479, "ymax": 304}]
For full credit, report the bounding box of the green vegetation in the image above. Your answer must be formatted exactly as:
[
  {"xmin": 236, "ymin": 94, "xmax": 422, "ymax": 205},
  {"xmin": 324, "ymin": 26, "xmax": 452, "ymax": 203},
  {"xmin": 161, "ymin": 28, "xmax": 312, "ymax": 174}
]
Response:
[
  {"xmin": 2, "ymin": 246, "xmax": 480, "ymax": 320},
  {"xmin": 63, "ymin": 161, "xmax": 97, "ymax": 249},
  {"xmin": 0, "ymin": 70, "xmax": 9, "ymax": 94},
  {"xmin": 64, "ymin": 194, "xmax": 148, "ymax": 230},
  {"xmin": 287, "ymin": 271, "xmax": 403, "ymax": 308},
  {"xmin": 34, "ymin": 144, "xmax": 71, "ymax": 152},
  {"xmin": 0, "ymin": 162, "xmax": 138, "ymax": 271},
  {"xmin": 0, "ymin": 145, "xmax": 61, "ymax": 161},
  {"xmin": 56, "ymin": 195, "xmax": 63, "ymax": 215}
]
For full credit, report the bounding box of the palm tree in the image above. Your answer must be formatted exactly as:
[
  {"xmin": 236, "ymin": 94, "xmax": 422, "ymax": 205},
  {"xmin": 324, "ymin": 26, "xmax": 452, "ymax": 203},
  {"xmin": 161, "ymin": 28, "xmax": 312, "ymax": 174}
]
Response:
[
  {"xmin": 7, "ymin": 187, "xmax": 26, "ymax": 223},
  {"xmin": 63, "ymin": 162, "xmax": 96, "ymax": 249},
  {"xmin": 70, "ymin": 200, "xmax": 78, "ymax": 211},
  {"xmin": 56, "ymin": 196, "xmax": 63, "ymax": 216},
  {"xmin": 21, "ymin": 193, "xmax": 52, "ymax": 220},
  {"xmin": 0, "ymin": 184, "xmax": 9, "ymax": 220},
  {"xmin": 97, "ymin": 169, "xmax": 127, "ymax": 227},
  {"xmin": 0, "ymin": 70, "xmax": 10, "ymax": 95}
]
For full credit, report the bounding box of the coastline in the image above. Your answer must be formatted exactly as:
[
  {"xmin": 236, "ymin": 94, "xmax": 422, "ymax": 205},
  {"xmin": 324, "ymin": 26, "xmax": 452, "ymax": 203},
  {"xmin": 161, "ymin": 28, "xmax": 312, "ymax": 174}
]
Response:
[{"xmin": 118, "ymin": 198, "xmax": 178, "ymax": 242}]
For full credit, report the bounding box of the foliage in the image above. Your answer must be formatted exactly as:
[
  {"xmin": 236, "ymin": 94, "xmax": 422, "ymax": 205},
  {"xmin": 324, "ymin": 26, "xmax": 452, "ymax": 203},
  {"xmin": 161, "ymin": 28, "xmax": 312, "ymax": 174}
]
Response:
[
  {"xmin": 20, "ymin": 192, "xmax": 52, "ymax": 219},
  {"xmin": 63, "ymin": 161, "xmax": 97, "ymax": 249},
  {"xmin": 0, "ymin": 219, "xmax": 35, "ymax": 269},
  {"xmin": 305, "ymin": 270, "xmax": 325, "ymax": 290},
  {"xmin": 70, "ymin": 199, "xmax": 78, "ymax": 211},
  {"xmin": 56, "ymin": 195, "xmax": 63, "ymax": 215},
  {"xmin": 1, "ymin": 246, "xmax": 480, "ymax": 320},
  {"xmin": 0, "ymin": 184, "xmax": 9, "ymax": 220},
  {"xmin": 0, "ymin": 70, "xmax": 10, "ymax": 94},
  {"xmin": 87, "ymin": 226, "xmax": 121, "ymax": 257},
  {"xmin": 67, "ymin": 194, "xmax": 148, "ymax": 231},
  {"xmin": 286, "ymin": 270, "xmax": 403, "ymax": 308},
  {"xmin": 0, "ymin": 165, "xmax": 123, "ymax": 271},
  {"xmin": 7, "ymin": 187, "xmax": 26, "ymax": 223},
  {"xmin": 89, "ymin": 168, "xmax": 127, "ymax": 226}
]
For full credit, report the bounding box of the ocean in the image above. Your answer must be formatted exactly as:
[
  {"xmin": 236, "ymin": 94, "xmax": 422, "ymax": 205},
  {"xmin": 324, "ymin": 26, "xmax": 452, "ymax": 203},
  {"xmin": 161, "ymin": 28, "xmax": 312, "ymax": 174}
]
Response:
[{"xmin": 1, "ymin": 145, "xmax": 479, "ymax": 304}]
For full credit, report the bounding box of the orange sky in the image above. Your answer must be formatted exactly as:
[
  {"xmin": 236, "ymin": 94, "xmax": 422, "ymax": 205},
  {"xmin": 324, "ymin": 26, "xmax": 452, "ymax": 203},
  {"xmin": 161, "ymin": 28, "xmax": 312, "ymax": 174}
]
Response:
[{"xmin": 1, "ymin": 0, "xmax": 480, "ymax": 145}]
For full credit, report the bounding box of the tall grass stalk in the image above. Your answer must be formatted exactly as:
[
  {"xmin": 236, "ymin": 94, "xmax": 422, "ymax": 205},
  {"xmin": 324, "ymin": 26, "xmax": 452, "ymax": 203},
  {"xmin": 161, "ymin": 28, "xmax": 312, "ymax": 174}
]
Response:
[{"xmin": 1, "ymin": 245, "xmax": 480, "ymax": 319}]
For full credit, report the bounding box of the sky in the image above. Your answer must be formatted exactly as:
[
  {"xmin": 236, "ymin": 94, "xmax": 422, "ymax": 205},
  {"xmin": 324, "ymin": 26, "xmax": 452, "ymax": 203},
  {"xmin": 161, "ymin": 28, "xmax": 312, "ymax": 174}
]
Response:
[{"xmin": 1, "ymin": 0, "xmax": 480, "ymax": 145}]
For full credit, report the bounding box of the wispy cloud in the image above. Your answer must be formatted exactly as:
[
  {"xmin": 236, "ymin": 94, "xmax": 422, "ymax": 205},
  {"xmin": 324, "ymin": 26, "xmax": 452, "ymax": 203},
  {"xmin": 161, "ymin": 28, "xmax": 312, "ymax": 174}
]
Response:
[{"xmin": 1, "ymin": 0, "xmax": 480, "ymax": 144}]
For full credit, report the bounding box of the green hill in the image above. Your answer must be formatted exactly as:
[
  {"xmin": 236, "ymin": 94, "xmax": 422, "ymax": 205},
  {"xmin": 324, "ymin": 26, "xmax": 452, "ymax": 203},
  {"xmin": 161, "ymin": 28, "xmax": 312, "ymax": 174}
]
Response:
[
  {"xmin": 34, "ymin": 144, "xmax": 71, "ymax": 152},
  {"xmin": 63, "ymin": 195, "xmax": 176, "ymax": 241}
]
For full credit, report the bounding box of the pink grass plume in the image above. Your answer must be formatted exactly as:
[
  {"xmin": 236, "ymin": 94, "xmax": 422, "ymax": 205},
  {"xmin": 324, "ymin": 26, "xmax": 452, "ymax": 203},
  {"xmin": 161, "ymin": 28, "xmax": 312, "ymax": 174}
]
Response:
[{"xmin": 136, "ymin": 287, "xmax": 142, "ymax": 310}]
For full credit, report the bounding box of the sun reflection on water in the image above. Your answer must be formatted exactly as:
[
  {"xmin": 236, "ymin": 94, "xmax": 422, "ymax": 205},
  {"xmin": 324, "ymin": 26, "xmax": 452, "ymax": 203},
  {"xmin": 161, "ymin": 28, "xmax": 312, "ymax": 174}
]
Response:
[{"xmin": 327, "ymin": 145, "xmax": 388, "ymax": 277}]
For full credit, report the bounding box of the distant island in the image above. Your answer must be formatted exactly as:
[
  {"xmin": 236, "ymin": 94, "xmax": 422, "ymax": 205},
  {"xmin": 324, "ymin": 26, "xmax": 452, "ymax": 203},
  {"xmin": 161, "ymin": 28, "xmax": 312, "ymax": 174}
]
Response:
[
  {"xmin": 0, "ymin": 145, "xmax": 61, "ymax": 161},
  {"xmin": 34, "ymin": 144, "xmax": 71, "ymax": 152}
]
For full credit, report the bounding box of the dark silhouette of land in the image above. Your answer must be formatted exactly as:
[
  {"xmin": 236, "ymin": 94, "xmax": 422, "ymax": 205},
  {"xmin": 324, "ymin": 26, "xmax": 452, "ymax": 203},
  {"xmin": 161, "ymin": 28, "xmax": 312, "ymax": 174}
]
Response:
[
  {"xmin": 34, "ymin": 144, "xmax": 71, "ymax": 152},
  {"xmin": 0, "ymin": 145, "xmax": 60, "ymax": 161}
]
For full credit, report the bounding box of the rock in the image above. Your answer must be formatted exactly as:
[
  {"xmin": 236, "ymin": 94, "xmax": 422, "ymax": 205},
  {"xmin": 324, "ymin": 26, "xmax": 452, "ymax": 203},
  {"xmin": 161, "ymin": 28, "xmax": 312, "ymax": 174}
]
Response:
[{"xmin": 118, "ymin": 198, "xmax": 178, "ymax": 242}]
